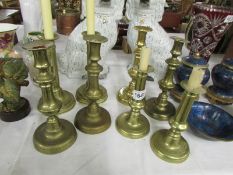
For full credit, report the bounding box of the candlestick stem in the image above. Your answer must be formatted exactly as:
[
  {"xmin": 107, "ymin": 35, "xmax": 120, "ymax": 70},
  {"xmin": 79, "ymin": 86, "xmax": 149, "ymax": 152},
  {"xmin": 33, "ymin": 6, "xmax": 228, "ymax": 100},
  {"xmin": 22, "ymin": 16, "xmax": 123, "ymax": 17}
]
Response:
[
  {"xmin": 144, "ymin": 37, "xmax": 185, "ymax": 120},
  {"xmin": 150, "ymin": 81, "xmax": 202, "ymax": 163},
  {"xmin": 74, "ymin": 35, "xmax": 111, "ymax": 134},
  {"xmin": 133, "ymin": 26, "xmax": 152, "ymax": 66},
  {"xmin": 23, "ymin": 40, "xmax": 77, "ymax": 154},
  {"xmin": 117, "ymin": 26, "xmax": 152, "ymax": 106},
  {"xmin": 75, "ymin": 31, "xmax": 107, "ymax": 104},
  {"xmin": 46, "ymin": 39, "xmax": 76, "ymax": 114},
  {"xmin": 116, "ymin": 71, "xmax": 150, "ymax": 139}
]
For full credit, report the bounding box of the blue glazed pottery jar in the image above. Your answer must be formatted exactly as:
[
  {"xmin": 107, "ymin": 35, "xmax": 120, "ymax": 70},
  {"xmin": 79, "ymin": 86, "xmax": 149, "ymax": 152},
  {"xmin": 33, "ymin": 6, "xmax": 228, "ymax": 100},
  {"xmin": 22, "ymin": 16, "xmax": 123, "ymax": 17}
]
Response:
[
  {"xmin": 174, "ymin": 53, "xmax": 210, "ymax": 85},
  {"xmin": 207, "ymin": 58, "xmax": 233, "ymax": 105},
  {"xmin": 212, "ymin": 59, "xmax": 233, "ymax": 90},
  {"xmin": 171, "ymin": 53, "xmax": 210, "ymax": 101}
]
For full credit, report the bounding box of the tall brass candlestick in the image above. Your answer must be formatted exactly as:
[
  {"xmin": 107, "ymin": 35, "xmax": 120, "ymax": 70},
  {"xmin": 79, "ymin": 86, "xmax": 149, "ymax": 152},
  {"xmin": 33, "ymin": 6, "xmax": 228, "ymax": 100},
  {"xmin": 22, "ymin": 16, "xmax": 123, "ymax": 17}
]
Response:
[
  {"xmin": 150, "ymin": 81, "xmax": 205, "ymax": 163},
  {"xmin": 75, "ymin": 31, "xmax": 107, "ymax": 104},
  {"xmin": 117, "ymin": 26, "xmax": 152, "ymax": 106},
  {"xmin": 46, "ymin": 39, "xmax": 76, "ymax": 113},
  {"xmin": 74, "ymin": 35, "xmax": 111, "ymax": 134},
  {"xmin": 144, "ymin": 37, "xmax": 185, "ymax": 121},
  {"xmin": 116, "ymin": 70, "xmax": 150, "ymax": 139},
  {"xmin": 23, "ymin": 40, "xmax": 77, "ymax": 154}
]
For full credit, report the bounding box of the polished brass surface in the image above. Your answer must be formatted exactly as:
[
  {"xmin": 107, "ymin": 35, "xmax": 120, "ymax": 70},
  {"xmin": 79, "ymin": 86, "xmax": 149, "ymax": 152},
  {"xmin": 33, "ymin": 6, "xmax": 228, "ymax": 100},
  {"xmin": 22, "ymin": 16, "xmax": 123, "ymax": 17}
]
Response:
[
  {"xmin": 24, "ymin": 40, "xmax": 77, "ymax": 154},
  {"xmin": 46, "ymin": 39, "xmax": 76, "ymax": 114},
  {"xmin": 76, "ymin": 83, "xmax": 107, "ymax": 104},
  {"xmin": 150, "ymin": 129, "xmax": 189, "ymax": 163},
  {"xmin": 75, "ymin": 103, "xmax": 111, "ymax": 134},
  {"xmin": 116, "ymin": 71, "xmax": 150, "ymax": 139},
  {"xmin": 133, "ymin": 26, "xmax": 152, "ymax": 66},
  {"xmin": 74, "ymin": 35, "xmax": 111, "ymax": 134},
  {"xmin": 33, "ymin": 116, "xmax": 77, "ymax": 154},
  {"xmin": 75, "ymin": 31, "xmax": 107, "ymax": 104},
  {"xmin": 145, "ymin": 37, "xmax": 185, "ymax": 121},
  {"xmin": 117, "ymin": 66, "xmax": 138, "ymax": 105},
  {"xmin": 170, "ymin": 85, "xmax": 183, "ymax": 102},
  {"xmin": 150, "ymin": 81, "xmax": 202, "ymax": 163},
  {"xmin": 117, "ymin": 26, "xmax": 152, "ymax": 106}
]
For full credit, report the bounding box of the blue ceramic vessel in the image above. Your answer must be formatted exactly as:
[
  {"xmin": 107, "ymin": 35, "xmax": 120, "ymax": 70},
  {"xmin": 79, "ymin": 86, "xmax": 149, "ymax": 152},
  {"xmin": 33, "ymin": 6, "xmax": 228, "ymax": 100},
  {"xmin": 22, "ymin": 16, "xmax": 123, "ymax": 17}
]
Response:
[
  {"xmin": 188, "ymin": 101, "xmax": 233, "ymax": 141},
  {"xmin": 175, "ymin": 54, "xmax": 210, "ymax": 85},
  {"xmin": 207, "ymin": 58, "xmax": 233, "ymax": 105},
  {"xmin": 171, "ymin": 53, "xmax": 210, "ymax": 101}
]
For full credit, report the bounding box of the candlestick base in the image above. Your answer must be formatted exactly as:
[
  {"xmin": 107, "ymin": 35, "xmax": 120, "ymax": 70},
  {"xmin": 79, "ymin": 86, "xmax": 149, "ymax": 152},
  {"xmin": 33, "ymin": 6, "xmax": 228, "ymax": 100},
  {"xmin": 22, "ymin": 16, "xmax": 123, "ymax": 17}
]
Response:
[
  {"xmin": 33, "ymin": 116, "xmax": 77, "ymax": 154},
  {"xmin": 53, "ymin": 89, "xmax": 76, "ymax": 114},
  {"xmin": 144, "ymin": 97, "xmax": 176, "ymax": 121},
  {"xmin": 116, "ymin": 112, "xmax": 150, "ymax": 139},
  {"xmin": 74, "ymin": 106, "xmax": 111, "ymax": 134},
  {"xmin": 76, "ymin": 84, "xmax": 108, "ymax": 104},
  {"xmin": 150, "ymin": 129, "xmax": 189, "ymax": 163}
]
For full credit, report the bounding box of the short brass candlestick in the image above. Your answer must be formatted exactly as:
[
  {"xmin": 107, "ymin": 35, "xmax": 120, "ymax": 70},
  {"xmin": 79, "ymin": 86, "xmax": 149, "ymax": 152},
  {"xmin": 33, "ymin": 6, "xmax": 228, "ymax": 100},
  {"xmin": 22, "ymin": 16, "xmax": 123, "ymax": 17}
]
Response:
[
  {"xmin": 74, "ymin": 35, "xmax": 111, "ymax": 134},
  {"xmin": 145, "ymin": 37, "xmax": 185, "ymax": 121},
  {"xmin": 150, "ymin": 81, "xmax": 204, "ymax": 163},
  {"xmin": 46, "ymin": 38, "xmax": 76, "ymax": 114},
  {"xmin": 23, "ymin": 40, "xmax": 77, "ymax": 154},
  {"xmin": 117, "ymin": 26, "xmax": 152, "ymax": 106},
  {"xmin": 116, "ymin": 70, "xmax": 150, "ymax": 139},
  {"xmin": 75, "ymin": 31, "xmax": 107, "ymax": 104}
]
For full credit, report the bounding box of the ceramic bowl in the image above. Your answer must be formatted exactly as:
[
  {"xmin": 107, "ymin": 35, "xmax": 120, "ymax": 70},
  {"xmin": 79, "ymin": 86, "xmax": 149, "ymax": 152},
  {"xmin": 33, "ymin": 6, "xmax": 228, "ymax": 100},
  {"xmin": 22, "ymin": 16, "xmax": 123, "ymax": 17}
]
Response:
[
  {"xmin": 188, "ymin": 101, "xmax": 233, "ymax": 141},
  {"xmin": 0, "ymin": 23, "xmax": 18, "ymax": 50}
]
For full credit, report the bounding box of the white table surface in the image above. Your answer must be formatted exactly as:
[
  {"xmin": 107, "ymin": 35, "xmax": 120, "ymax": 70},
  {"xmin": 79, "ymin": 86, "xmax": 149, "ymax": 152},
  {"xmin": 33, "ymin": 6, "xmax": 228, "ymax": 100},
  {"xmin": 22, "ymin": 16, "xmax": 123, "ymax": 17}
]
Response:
[{"xmin": 0, "ymin": 27, "xmax": 233, "ymax": 175}]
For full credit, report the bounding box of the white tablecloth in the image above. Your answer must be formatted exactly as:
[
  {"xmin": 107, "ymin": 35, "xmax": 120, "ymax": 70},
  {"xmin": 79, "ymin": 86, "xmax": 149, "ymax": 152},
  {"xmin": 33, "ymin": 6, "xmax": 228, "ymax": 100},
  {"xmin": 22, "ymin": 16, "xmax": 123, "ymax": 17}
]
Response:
[{"xmin": 0, "ymin": 27, "xmax": 233, "ymax": 175}]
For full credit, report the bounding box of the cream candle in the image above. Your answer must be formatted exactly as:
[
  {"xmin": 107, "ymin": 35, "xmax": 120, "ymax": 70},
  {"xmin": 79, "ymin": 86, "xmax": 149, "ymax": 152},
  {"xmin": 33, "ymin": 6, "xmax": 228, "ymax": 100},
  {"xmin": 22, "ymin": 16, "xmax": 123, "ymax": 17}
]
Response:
[
  {"xmin": 86, "ymin": 0, "xmax": 95, "ymax": 35},
  {"xmin": 139, "ymin": 47, "xmax": 151, "ymax": 72},
  {"xmin": 187, "ymin": 67, "xmax": 205, "ymax": 90},
  {"xmin": 40, "ymin": 0, "xmax": 54, "ymax": 39}
]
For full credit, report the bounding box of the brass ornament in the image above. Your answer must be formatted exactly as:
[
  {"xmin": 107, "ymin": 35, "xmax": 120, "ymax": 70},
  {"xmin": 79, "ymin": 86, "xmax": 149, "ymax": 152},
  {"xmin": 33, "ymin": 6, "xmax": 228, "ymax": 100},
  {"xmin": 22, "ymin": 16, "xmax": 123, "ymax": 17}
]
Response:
[
  {"xmin": 75, "ymin": 31, "xmax": 108, "ymax": 104},
  {"xmin": 144, "ymin": 37, "xmax": 185, "ymax": 121},
  {"xmin": 117, "ymin": 26, "xmax": 152, "ymax": 106},
  {"xmin": 74, "ymin": 35, "xmax": 111, "ymax": 134},
  {"xmin": 116, "ymin": 70, "xmax": 150, "ymax": 139},
  {"xmin": 150, "ymin": 81, "xmax": 204, "ymax": 163},
  {"xmin": 23, "ymin": 40, "xmax": 77, "ymax": 154},
  {"xmin": 46, "ymin": 39, "xmax": 76, "ymax": 114}
]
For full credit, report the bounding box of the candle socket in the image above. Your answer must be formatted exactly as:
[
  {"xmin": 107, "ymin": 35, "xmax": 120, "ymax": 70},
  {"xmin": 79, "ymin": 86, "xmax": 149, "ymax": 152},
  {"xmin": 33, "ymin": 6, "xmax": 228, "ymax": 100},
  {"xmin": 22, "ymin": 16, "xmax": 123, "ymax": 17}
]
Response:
[
  {"xmin": 46, "ymin": 39, "xmax": 76, "ymax": 114},
  {"xmin": 75, "ymin": 31, "xmax": 108, "ymax": 104},
  {"xmin": 74, "ymin": 35, "xmax": 111, "ymax": 134},
  {"xmin": 23, "ymin": 40, "xmax": 77, "ymax": 154},
  {"xmin": 116, "ymin": 70, "xmax": 150, "ymax": 139},
  {"xmin": 144, "ymin": 37, "xmax": 185, "ymax": 121},
  {"xmin": 150, "ymin": 81, "xmax": 204, "ymax": 163},
  {"xmin": 117, "ymin": 26, "xmax": 152, "ymax": 106}
]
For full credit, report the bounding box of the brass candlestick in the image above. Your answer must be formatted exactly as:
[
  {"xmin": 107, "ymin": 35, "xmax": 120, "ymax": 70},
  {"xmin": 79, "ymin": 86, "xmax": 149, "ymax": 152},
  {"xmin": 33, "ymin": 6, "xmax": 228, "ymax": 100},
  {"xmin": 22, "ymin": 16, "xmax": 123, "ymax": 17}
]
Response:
[
  {"xmin": 116, "ymin": 70, "xmax": 150, "ymax": 139},
  {"xmin": 23, "ymin": 40, "xmax": 77, "ymax": 154},
  {"xmin": 150, "ymin": 81, "xmax": 204, "ymax": 163},
  {"xmin": 75, "ymin": 31, "xmax": 107, "ymax": 104},
  {"xmin": 74, "ymin": 35, "xmax": 111, "ymax": 134},
  {"xmin": 144, "ymin": 37, "xmax": 185, "ymax": 121},
  {"xmin": 46, "ymin": 39, "xmax": 76, "ymax": 114},
  {"xmin": 117, "ymin": 26, "xmax": 152, "ymax": 106}
]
